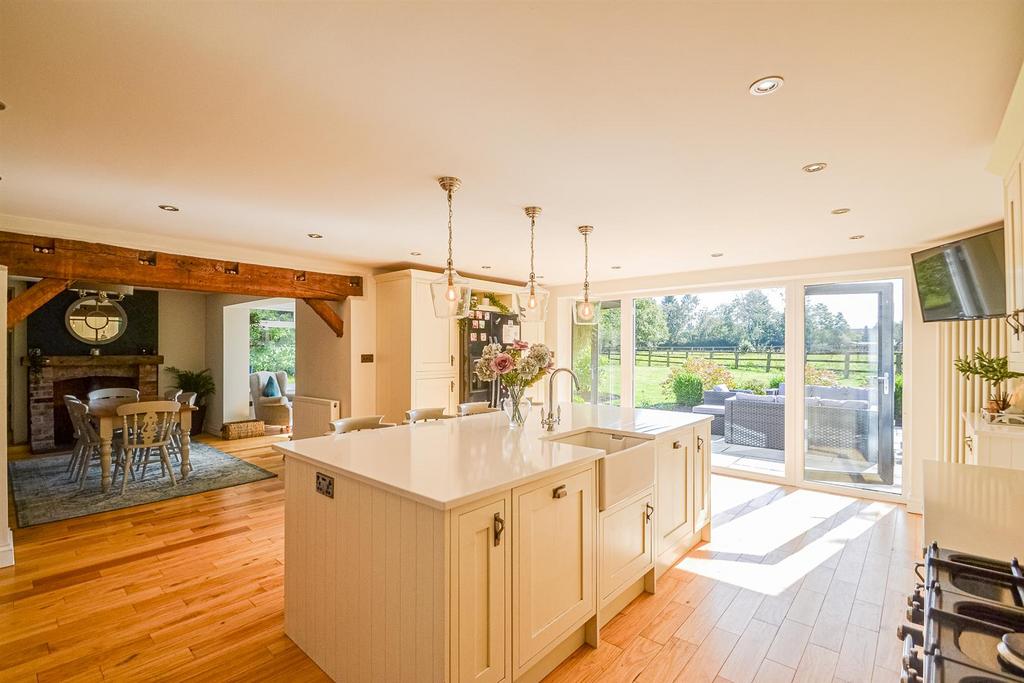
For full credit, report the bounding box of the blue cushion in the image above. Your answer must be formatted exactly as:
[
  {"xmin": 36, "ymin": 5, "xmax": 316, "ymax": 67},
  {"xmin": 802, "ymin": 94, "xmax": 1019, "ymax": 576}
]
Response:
[{"xmin": 262, "ymin": 374, "xmax": 281, "ymax": 398}]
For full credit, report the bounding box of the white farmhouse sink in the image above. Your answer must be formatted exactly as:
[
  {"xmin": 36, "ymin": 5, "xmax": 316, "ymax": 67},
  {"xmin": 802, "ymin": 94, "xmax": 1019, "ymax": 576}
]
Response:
[{"xmin": 547, "ymin": 429, "xmax": 656, "ymax": 510}]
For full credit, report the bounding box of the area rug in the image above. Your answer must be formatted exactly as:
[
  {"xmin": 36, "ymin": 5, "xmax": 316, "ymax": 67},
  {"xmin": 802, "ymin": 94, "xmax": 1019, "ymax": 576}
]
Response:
[{"xmin": 8, "ymin": 441, "xmax": 277, "ymax": 527}]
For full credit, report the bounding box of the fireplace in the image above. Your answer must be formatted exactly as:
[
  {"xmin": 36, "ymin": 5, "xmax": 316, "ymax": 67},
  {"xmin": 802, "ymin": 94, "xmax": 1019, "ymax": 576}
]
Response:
[{"xmin": 24, "ymin": 355, "xmax": 163, "ymax": 453}]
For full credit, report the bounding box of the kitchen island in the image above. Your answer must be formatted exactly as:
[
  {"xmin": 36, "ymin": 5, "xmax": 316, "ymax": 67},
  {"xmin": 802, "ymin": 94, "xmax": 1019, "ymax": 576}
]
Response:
[{"xmin": 275, "ymin": 403, "xmax": 712, "ymax": 683}]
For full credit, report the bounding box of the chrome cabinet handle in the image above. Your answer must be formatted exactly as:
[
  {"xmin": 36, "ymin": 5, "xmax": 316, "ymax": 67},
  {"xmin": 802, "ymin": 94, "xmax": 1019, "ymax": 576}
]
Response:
[
  {"xmin": 645, "ymin": 503, "xmax": 654, "ymax": 523},
  {"xmin": 552, "ymin": 484, "xmax": 567, "ymax": 499},
  {"xmin": 493, "ymin": 512, "xmax": 505, "ymax": 546}
]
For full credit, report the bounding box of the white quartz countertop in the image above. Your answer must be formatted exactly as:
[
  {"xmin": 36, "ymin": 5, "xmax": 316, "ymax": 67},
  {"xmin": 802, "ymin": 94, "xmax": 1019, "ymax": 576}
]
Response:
[{"xmin": 274, "ymin": 403, "xmax": 711, "ymax": 509}]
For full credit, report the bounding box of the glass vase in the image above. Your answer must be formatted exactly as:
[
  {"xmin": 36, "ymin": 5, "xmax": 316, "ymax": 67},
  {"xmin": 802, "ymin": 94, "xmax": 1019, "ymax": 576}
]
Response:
[{"xmin": 501, "ymin": 385, "xmax": 531, "ymax": 429}]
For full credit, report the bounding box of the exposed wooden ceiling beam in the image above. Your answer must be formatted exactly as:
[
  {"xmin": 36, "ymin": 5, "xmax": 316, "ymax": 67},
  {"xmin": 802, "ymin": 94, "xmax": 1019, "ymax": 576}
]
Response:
[
  {"xmin": 303, "ymin": 299, "xmax": 344, "ymax": 338},
  {"xmin": 0, "ymin": 231, "xmax": 363, "ymax": 300},
  {"xmin": 7, "ymin": 278, "xmax": 71, "ymax": 330}
]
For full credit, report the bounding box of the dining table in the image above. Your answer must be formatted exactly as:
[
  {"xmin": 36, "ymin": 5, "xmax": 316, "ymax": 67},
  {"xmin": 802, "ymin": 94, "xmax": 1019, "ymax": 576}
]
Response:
[{"xmin": 86, "ymin": 397, "xmax": 197, "ymax": 492}]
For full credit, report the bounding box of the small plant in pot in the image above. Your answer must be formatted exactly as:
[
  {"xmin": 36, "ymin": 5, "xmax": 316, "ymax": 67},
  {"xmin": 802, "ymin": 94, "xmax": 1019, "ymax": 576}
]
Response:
[
  {"xmin": 954, "ymin": 348, "xmax": 1023, "ymax": 413},
  {"xmin": 164, "ymin": 367, "xmax": 217, "ymax": 435}
]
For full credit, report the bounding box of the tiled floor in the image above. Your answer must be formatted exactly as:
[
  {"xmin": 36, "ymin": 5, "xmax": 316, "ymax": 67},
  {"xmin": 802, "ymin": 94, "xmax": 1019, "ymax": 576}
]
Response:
[{"xmin": 544, "ymin": 475, "xmax": 920, "ymax": 683}]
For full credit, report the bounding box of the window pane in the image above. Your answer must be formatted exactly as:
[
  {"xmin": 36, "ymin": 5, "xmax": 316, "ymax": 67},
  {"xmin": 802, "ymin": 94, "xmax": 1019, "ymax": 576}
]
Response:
[
  {"xmin": 633, "ymin": 290, "xmax": 786, "ymax": 477},
  {"xmin": 571, "ymin": 300, "xmax": 621, "ymax": 405}
]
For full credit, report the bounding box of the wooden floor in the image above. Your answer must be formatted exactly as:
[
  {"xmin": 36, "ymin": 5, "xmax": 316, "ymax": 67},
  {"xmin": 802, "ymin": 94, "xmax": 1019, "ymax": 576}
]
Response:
[{"xmin": 1, "ymin": 436, "xmax": 920, "ymax": 682}]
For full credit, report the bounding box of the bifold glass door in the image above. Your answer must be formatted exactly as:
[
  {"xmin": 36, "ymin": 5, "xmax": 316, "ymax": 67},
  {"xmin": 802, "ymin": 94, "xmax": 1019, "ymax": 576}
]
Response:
[
  {"xmin": 571, "ymin": 300, "xmax": 621, "ymax": 405},
  {"xmin": 802, "ymin": 280, "xmax": 902, "ymax": 494}
]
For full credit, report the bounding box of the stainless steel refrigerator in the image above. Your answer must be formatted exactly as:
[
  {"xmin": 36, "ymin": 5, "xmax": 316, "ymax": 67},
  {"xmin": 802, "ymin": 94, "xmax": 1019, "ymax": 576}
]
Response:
[{"xmin": 460, "ymin": 308, "xmax": 520, "ymax": 406}]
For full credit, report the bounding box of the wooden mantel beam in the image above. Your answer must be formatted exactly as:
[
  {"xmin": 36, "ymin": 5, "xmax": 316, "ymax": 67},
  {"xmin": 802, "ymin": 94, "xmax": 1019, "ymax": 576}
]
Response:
[
  {"xmin": 303, "ymin": 299, "xmax": 344, "ymax": 338},
  {"xmin": 7, "ymin": 278, "xmax": 71, "ymax": 330},
  {"xmin": 0, "ymin": 231, "xmax": 363, "ymax": 301}
]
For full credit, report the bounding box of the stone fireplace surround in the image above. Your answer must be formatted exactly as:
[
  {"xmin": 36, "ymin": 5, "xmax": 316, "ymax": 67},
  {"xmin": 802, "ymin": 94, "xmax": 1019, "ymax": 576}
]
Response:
[{"xmin": 24, "ymin": 355, "xmax": 163, "ymax": 453}]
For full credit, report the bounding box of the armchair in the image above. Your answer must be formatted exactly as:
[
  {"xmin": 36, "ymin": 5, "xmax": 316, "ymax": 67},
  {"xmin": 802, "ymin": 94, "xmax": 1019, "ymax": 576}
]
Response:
[{"xmin": 249, "ymin": 371, "xmax": 294, "ymax": 427}]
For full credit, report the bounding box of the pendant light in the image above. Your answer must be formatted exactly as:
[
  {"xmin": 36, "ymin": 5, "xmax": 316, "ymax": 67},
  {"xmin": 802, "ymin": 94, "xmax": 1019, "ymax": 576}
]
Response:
[
  {"xmin": 573, "ymin": 225, "xmax": 601, "ymax": 325},
  {"xmin": 512, "ymin": 206, "xmax": 550, "ymax": 322},
  {"xmin": 430, "ymin": 176, "xmax": 472, "ymax": 319}
]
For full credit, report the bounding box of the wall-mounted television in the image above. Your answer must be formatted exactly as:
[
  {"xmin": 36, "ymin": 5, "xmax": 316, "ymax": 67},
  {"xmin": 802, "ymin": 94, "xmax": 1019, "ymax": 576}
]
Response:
[{"xmin": 911, "ymin": 227, "xmax": 1006, "ymax": 322}]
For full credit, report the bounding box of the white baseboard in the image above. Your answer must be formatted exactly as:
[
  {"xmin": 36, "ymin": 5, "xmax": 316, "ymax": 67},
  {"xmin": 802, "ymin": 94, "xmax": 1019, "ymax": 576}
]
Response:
[{"xmin": 0, "ymin": 527, "xmax": 14, "ymax": 568}]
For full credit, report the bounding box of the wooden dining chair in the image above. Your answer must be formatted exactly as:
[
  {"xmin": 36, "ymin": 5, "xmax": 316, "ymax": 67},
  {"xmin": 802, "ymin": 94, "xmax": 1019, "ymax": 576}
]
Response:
[
  {"xmin": 114, "ymin": 400, "xmax": 180, "ymax": 493},
  {"xmin": 458, "ymin": 401, "xmax": 498, "ymax": 416},
  {"xmin": 167, "ymin": 393, "xmax": 195, "ymax": 462},
  {"xmin": 65, "ymin": 398, "xmax": 107, "ymax": 490},
  {"xmin": 328, "ymin": 415, "xmax": 397, "ymax": 434},
  {"xmin": 404, "ymin": 407, "xmax": 454, "ymax": 423},
  {"xmin": 63, "ymin": 395, "xmax": 86, "ymax": 476},
  {"xmin": 88, "ymin": 387, "xmax": 141, "ymax": 401}
]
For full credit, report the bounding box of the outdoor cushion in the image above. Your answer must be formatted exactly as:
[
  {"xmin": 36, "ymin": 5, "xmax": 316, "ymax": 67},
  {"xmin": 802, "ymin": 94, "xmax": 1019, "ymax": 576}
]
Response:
[
  {"xmin": 713, "ymin": 384, "xmax": 730, "ymax": 392},
  {"xmin": 734, "ymin": 393, "xmax": 775, "ymax": 403},
  {"xmin": 805, "ymin": 397, "xmax": 820, "ymax": 407},
  {"xmin": 262, "ymin": 374, "xmax": 281, "ymax": 397},
  {"xmin": 818, "ymin": 398, "xmax": 845, "ymax": 408},
  {"xmin": 842, "ymin": 399, "xmax": 870, "ymax": 409},
  {"xmin": 693, "ymin": 404, "xmax": 725, "ymax": 416}
]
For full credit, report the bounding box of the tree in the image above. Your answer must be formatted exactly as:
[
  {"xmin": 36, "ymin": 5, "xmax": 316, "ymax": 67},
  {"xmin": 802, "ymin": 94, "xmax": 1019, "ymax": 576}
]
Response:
[
  {"xmin": 634, "ymin": 298, "xmax": 669, "ymax": 350},
  {"xmin": 662, "ymin": 294, "xmax": 700, "ymax": 345},
  {"xmin": 804, "ymin": 302, "xmax": 851, "ymax": 352},
  {"xmin": 249, "ymin": 309, "xmax": 296, "ymax": 377},
  {"xmin": 729, "ymin": 290, "xmax": 784, "ymax": 349}
]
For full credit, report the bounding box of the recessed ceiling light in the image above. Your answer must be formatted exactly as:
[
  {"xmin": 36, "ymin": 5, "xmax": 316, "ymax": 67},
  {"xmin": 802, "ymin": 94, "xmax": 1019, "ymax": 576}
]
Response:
[
  {"xmin": 831, "ymin": 208, "xmax": 851, "ymax": 215},
  {"xmin": 849, "ymin": 234, "xmax": 865, "ymax": 240},
  {"xmin": 409, "ymin": 251, "xmax": 422, "ymax": 256},
  {"xmin": 307, "ymin": 233, "xmax": 323, "ymax": 239},
  {"xmin": 711, "ymin": 252, "xmax": 724, "ymax": 258},
  {"xmin": 481, "ymin": 265, "xmax": 492, "ymax": 270},
  {"xmin": 611, "ymin": 265, "xmax": 622, "ymax": 270},
  {"xmin": 158, "ymin": 204, "xmax": 179, "ymax": 212},
  {"xmin": 749, "ymin": 76, "xmax": 784, "ymax": 96},
  {"xmin": 802, "ymin": 162, "xmax": 828, "ymax": 173}
]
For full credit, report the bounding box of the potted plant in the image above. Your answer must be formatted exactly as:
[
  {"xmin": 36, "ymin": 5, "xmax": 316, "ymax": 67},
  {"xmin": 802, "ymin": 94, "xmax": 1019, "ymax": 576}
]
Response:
[
  {"xmin": 954, "ymin": 348, "xmax": 1023, "ymax": 413},
  {"xmin": 165, "ymin": 367, "xmax": 217, "ymax": 435}
]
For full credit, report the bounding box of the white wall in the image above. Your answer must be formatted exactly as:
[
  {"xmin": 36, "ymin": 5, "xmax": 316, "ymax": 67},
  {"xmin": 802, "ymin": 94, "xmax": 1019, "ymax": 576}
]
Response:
[
  {"xmin": 295, "ymin": 276, "xmax": 377, "ymax": 418},
  {"xmin": 204, "ymin": 294, "xmax": 260, "ymax": 434},
  {"xmin": 157, "ymin": 290, "xmax": 207, "ymax": 395},
  {"xmin": 544, "ymin": 247, "xmax": 940, "ymax": 511},
  {"xmin": 1, "ymin": 265, "xmax": 14, "ymax": 567}
]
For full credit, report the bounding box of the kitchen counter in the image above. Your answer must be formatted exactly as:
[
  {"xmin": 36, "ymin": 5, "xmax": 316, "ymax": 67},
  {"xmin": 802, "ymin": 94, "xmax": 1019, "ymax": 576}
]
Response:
[{"xmin": 274, "ymin": 402, "xmax": 710, "ymax": 509}]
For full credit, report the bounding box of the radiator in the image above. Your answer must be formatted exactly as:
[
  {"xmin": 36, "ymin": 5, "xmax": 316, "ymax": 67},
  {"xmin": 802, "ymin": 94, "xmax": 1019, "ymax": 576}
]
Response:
[
  {"xmin": 937, "ymin": 318, "xmax": 1009, "ymax": 463},
  {"xmin": 292, "ymin": 396, "xmax": 340, "ymax": 440}
]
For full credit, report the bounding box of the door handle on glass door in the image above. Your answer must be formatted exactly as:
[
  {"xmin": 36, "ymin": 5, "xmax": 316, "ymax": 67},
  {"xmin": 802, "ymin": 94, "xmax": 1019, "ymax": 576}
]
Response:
[{"xmin": 876, "ymin": 375, "xmax": 890, "ymax": 395}]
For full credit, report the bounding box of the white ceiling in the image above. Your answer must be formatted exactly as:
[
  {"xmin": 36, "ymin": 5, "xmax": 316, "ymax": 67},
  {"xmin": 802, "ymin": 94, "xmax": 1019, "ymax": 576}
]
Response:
[{"xmin": 1, "ymin": 1, "xmax": 1022, "ymax": 285}]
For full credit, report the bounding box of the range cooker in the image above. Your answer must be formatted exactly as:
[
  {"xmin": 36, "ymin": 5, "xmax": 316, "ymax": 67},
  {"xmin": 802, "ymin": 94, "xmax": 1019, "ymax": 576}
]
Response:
[{"xmin": 899, "ymin": 542, "xmax": 1024, "ymax": 682}]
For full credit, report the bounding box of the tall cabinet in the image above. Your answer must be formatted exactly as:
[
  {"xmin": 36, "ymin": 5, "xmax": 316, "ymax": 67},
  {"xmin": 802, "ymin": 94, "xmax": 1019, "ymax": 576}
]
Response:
[{"xmin": 375, "ymin": 269, "xmax": 547, "ymax": 423}]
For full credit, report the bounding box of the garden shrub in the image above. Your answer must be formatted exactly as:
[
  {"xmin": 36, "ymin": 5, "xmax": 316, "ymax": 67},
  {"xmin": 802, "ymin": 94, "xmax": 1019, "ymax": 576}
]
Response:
[
  {"xmin": 670, "ymin": 372, "xmax": 703, "ymax": 407},
  {"xmin": 735, "ymin": 377, "xmax": 767, "ymax": 395},
  {"xmin": 894, "ymin": 374, "xmax": 903, "ymax": 424},
  {"xmin": 680, "ymin": 357, "xmax": 734, "ymax": 389},
  {"xmin": 767, "ymin": 372, "xmax": 785, "ymax": 389},
  {"xmin": 804, "ymin": 365, "xmax": 840, "ymax": 387}
]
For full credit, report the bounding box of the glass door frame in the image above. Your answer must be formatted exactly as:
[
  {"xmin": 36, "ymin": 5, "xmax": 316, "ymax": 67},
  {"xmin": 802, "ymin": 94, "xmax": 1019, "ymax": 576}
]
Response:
[{"xmin": 559, "ymin": 267, "xmax": 914, "ymax": 504}]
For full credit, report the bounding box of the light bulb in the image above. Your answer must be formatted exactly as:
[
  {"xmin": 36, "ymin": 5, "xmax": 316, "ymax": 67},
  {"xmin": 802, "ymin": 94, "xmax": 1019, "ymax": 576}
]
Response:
[
  {"xmin": 579, "ymin": 301, "xmax": 593, "ymax": 319},
  {"xmin": 527, "ymin": 293, "xmax": 537, "ymax": 309},
  {"xmin": 445, "ymin": 284, "xmax": 457, "ymax": 302}
]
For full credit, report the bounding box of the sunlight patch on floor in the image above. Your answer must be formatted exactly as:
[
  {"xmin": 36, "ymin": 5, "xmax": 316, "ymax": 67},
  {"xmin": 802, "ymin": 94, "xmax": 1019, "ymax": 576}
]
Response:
[
  {"xmin": 679, "ymin": 498, "xmax": 897, "ymax": 596},
  {"xmin": 704, "ymin": 488, "xmax": 859, "ymax": 556},
  {"xmin": 709, "ymin": 474, "xmax": 779, "ymax": 515}
]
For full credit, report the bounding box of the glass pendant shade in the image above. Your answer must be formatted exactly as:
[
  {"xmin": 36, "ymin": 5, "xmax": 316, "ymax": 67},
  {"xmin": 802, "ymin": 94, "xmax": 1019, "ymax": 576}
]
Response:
[
  {"xmin": 513, "ymin": 283, "xmax": 550, "ymax": 322},
  {"xmin": 430, "ymin": 268, "xmax": 472, "ymax": 319},
  {"xmin": 573, "ymin": 295, "xmax": 601, "ymax": 325}
]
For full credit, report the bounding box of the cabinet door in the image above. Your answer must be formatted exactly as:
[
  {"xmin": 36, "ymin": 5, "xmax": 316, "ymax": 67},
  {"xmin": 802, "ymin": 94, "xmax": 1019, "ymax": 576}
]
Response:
[
  {"xmin": 693, "ymin": 423, "xmax": 711, "ymax": 532},
  {"xmin": 453, "ymin": 498, "xmax": 509, "ymax": 683},
  {"xmin": 413, "ymin": 374, "xmax": 456, "ymax": 414},
  {"xmin": 412, "ymin": 278, "xmax": 458, "ymax": 373},
  {"xmin": 656, "ymin": 432, "xmax": 692, "ymax": 552},
  {"xmin": 1007, "ymin": 162, "xmax": 1024, "ymax": 371},
  {"xmin": 513, "ymin": 467, "xmax": 595, "ymax": 670},
  {"xmin": 600, "ymin": 490, "xmax": 654, "ymax": 602}
]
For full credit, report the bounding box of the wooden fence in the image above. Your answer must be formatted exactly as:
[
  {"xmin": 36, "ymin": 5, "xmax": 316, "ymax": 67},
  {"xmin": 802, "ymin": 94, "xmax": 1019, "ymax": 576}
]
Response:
[{"xmin": 605, "ymin": 346, "xmax": 904, "ymax": 378}]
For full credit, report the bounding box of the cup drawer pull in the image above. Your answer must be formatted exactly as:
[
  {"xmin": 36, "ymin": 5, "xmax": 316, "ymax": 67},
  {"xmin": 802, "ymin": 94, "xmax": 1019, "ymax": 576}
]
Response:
[{"xmin": 553, "ymin": 485, "xmax": 567, "ymax": 499}]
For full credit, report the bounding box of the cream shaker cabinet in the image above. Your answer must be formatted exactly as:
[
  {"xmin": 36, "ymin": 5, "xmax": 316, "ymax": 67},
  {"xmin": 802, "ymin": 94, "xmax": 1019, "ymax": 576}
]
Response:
[
  {"xmin": 693, "ymin": 422, "xmax": 712, "ymax": 533},
  {"xmin": 512, "ymin": 466, "xmax": 596, "ymax": 674},
  {"xmin": 656, "ymin": 430, "xmax": 693, "ymax": 563},
  {"xmin": 1006, "ymin": 160, "xmax": 1024, "ymax": 372},
  {"xmin": 599, "ymin": 488, "xmax": 655, "ymax": 604},
  {"xmin": 452, "ymin": 495, "xmax": 510, "ymax": 683}
]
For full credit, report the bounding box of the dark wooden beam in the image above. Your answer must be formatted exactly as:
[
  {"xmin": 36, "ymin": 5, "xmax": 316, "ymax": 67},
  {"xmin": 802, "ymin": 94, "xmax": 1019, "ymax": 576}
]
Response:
[
  {"xmin": 0, "ymin": 231, "xmax": 363, "ymax": 300},
  {"xmin": 7, "ymin": 278, "xmax": 70, "ymax": 330},
  {"xmin": 303, "ymin": 299, "xmax": 344, "ymax": 338}
]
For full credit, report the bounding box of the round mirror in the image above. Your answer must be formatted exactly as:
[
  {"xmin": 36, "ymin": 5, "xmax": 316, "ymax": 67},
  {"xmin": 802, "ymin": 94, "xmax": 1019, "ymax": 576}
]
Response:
[{"xmin": 65, "ymin": 296, "xmax": 128, "ymax": 345}]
